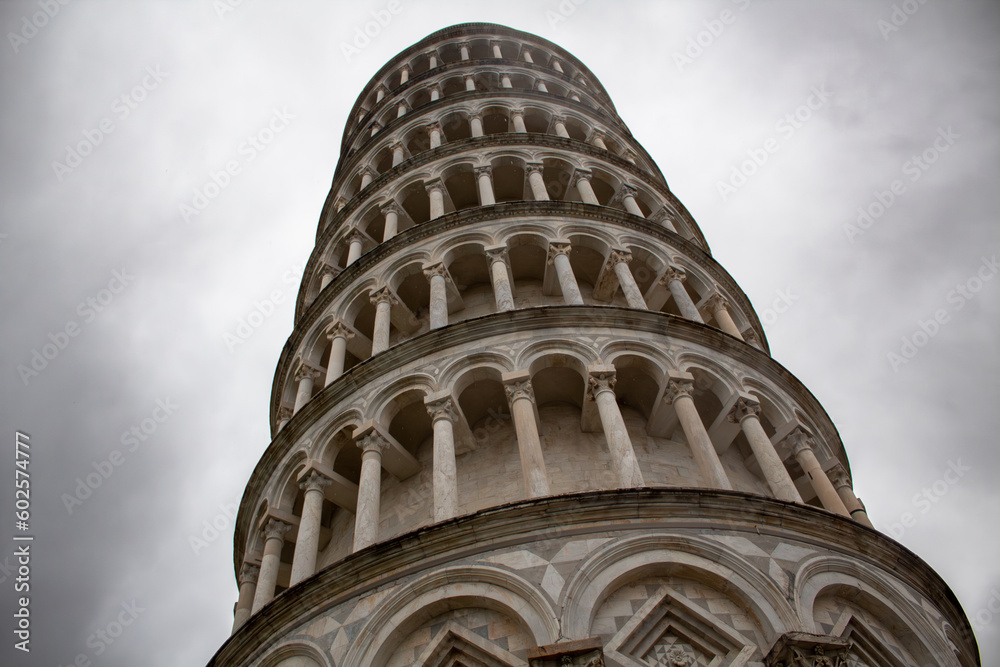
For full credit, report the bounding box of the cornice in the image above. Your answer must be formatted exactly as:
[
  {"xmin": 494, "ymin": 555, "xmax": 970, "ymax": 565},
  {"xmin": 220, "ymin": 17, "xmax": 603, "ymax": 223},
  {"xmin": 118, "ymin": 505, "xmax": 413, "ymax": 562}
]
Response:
[{"xmin": 215, "ymin": 488, "xmax": 977, "ymax": 667}]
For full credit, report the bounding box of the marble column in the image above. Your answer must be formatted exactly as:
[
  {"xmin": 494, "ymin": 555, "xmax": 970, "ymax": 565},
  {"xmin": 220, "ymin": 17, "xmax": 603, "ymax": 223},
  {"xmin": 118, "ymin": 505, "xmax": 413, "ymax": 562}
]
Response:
[
  {"xmin": 536, "ymin": 80, "xmax": 548, "ymax": 93},
  {"xmin": 324, "ymin": 322, "xmax": 354, "ymax": 386},
  {"xmin": 511, "ymin": 109, "xmax": 527, "ymax": 133},
  {"xmin": 741, "ymin": 328, "xmax": 764, "ymax": 351},
  {"xmin": 575, "ymin": 170, "xmax": 599, "ymax": 204},
  {"xmin": 465, "ymin": 75, "xmax": 476, "ymax": 92},
  {"xmin": 360, "ymin": 167, "xmax": 376, "ymax": 189},
  {"xmin": 663, "ymin": 373, "xmax": 731, "ymax": 490},
  {"xmin": 500, "ymin": 72, "xmax": 513, "ymax": 89},
  {"xmin": 369, "ymin": 122, "xmax": 381, "ymax": 138},
  {"xmin": 352, "ymin": 431, "xmax": 388, "ymax": 552},
  {"xmin": 522, "ymin": 48, "xmax": 534, "ymax": 63},
  {"xmin": 491, "ymin": 40, "xmax": 503, "ymax": 58},
  {"xmin": 570, "ymin": 93, "xmax": 581, "ymax": 102},
  {"xmin": 608, "ymin": 249, "xmax": 647, "ymax": 309},
  {"xmin": 232, "ymin": 562, "xmax": 259, "ymax": 632},
  {"xmin": 470, "ymin": 111, "xmax": 484, "ymax": 136},
  {"xmin": 423, "ymin": 263, "xmax": 450, "ymax": 330},
  {"xmin": 614, "ymin": 184, "xmax": 644, "ymax": 217},
  {"xmin": 391, "ymin": 141, "xmax": 405, "ymax": 166},
  {"xmin": 375, "ymin": 85, "xmax": 386, "ymax": 103},
  {"xmin": 589, "ymin": 130, "xmax": 608, "ymax": 150},
  {"xmin": 829, "ymin": 464, "xmax": 874, "ymax": 528},
  {"xmin": 705, "ymin": 293, "xmax": 744, "ymax": 339},
  {"xmin": 661, "ymin": 266, "xmax": 704, "ymax": 323},
  {"xmin": 588, "ymin": 367, "xmax": 644, "ymax": 488},
  {"xmin": 553, "ymin": 116, "xmax": 570, "ymax": 138},
  {"xmin": 381, "ymin": 201, "xmax": 403, "ymax": 241},
  {"xmin": 552, "ymin": 59, "xmax": 564, "ymax": 73},
  {"xmin": 289, "ymin": 470, "xmax": 332, "ymax": 586},
  {"xmin": 475, "ymin": 166, "xmax": 495, "ymax": 205},
  {"xmin": 459, "ymin": 41, "xmax": 470, "ymax": 60},
  {"xmin": 503, "ymin": 373, "xmax": 550, "ymax": 497},
  {"xmin": 728, "ymin": 397, "xmax": 802, "ymax": 502},
  {"xmin": 486, "ymin": 246, "xmax": 515, "ymax": 311},
  {"xmin": 526, "ymin": 163, "xmax": 549, "ymax": 200},
  {"xmin": 369, "ymin": 287, "xmax": 397, "ymax": 354},
  {"xmin": 251, "ymin": 518, "xmax": 290, "ymax": 613},
  {"xmin": 346, "ymin": 230, "xmax": 365, "ymax": 265},
  {"xmin": 429, "ymin": 85, "xmax": 441, "ymax": 101},
  {"xmin": 547, "ymin": 242, "xmax": 584, "ymax": 305},
  {"xmin": 276, "ymin": 405, "xmax": 293, "ymax": 432},
  {"xmin": 426, "ymin": 51, "xmax": 438, "ymax": 68},
  {"xmin": 783, "ymin": 429, "xmax": 850, "ymax": 516},
  {"xmin": 399, "ymin": 65, "xmax": 409, "ymax": 84},
  {"xmin": 293, "ymin": 363, "xmax": 322, "ymax": 414},
  {"xmin": 426, "ymin": 396, "xmax": 459, "ymax": 521},
  {"xmin": 319, "ymin": 265, "xmax": 338, "ymax": 290},
  {"xmin": 427, "ymin": 122, "xmax": 442, "ymax": 148},
  {"xmin": 426, "ymin": 179, "xmax": 445, "ymax": 219}
]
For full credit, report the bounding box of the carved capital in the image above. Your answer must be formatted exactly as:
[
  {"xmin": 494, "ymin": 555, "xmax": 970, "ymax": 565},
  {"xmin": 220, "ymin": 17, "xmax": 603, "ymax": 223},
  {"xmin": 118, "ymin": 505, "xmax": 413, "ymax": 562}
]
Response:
[
  {"xmin": 662, "ymin": 265, "xmax": 687, "ymax": 284},
  {"xmin": 504, "ymin": 378, "xmax": 535, "ymax": 405},
  {"xmin": 299, "ymin": 469, "xmax": 333, "ymax": 494},
  {"xmin": 425, "ymin": 396, "xmax": 458, "ymax": 423},
  {"xmin": 277, "ymin": 405, "xmax": 294, "ymax": 422},
  {"xmin": 547, "ymin": 241, "xmax": 571, "ymax": 265},
  {"xmin": 326, "ymin": 321, "xmax": 355, "ymax": 341},
  {"xmin": 764, "ymin": 632, "xmax": 851, "ymax": 667},
  {"xmin": 345, "ymin": 227, "xmax": 366, "ymax": 244},
  {"xmin": 551, "ymin": 114, "xmax": 567, "ymax": 126},
  {"xmin": 239, "ymin": 562, "xmax": 259, "ymax": 585},
  {"xmin": 262, "ymin": 518, "xmax": 291, "ymax": 542},
  {"xmin": 827, "ymin": 463, "xmax": 852, "ymax": 490},
  {"xmin": 587, "ymin": 371, "xmax": 616, "ymax": 399},
  {"xmin": 357, "ymin": 430, "xmax": 390, "ymax": 455},
  {"xmin": 424, "ymin": 178, "xmax": 444, "ymax": 194},
  {"xmin": 727, "ymin": 395, "xmax": 761, "ymax": 424},
  {"xmin": 610, "ymin": 183, "xmax": 638, "ymax": 206},
  {"xmin": 369, "ymin": 286, "xmax": 398, "ymax": 307},
  {"xmin": 380, "ymin": 200, "xmax": 404, "ymax": 217},
  {"xmin": 510, "ymin": 107, "xmax": 525, "ymax": 118},
  {"xmin": 485, "ymin": 245, "xmax": 509, "ymax": 264},
  {"xmin": 473, "ymin": 165, "xmax": 493, "ymax": 178},
  {"xmin": 781, "ymin": 426, "xmax": 815, "ymax": 459},
  {"xmin": 663, "ymin": 379, "xmax": 694, "ymax": 404},
  {"xmin": 741, "ymin": 327, "xmax": 761, "ymax": 346},
  {"xmin": 294, "ymin": 363, "xmax": 323, "ymax": 383},
  {"xmin": 705, "ymin": 292, "xmax": 730, "ymax": 313},
  {"xmin": 574, "ymin": 168, "xmax": 593, "ymax": 184},
  {"xmin": 425, "ymin": 120, "xmax": 442, "ymax": 133},
  {"xmin": 319, "ymin": 264, "xmax": 340, "ymax": 280},
  {"xmin": 360, "ymin": 166, "xmax": 377, "ymax": 179},
  {"xmin": 423, "ymin": 262, "xmax": 449, "ymax": 281},
  {"xmin": 525, "ymin": 161, "xmax": 544, "ymax": 175},
  {"xmin": 608, "ymin": 248, "xmax": 633, "ymax": 266}
]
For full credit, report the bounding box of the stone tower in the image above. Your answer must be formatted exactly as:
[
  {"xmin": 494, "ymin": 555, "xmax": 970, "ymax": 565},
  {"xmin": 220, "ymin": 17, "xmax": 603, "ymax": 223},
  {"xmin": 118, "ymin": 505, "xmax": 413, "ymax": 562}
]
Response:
[{"xmin": 209, "ymin": 23, "xmax": 979, "ymax": 667}]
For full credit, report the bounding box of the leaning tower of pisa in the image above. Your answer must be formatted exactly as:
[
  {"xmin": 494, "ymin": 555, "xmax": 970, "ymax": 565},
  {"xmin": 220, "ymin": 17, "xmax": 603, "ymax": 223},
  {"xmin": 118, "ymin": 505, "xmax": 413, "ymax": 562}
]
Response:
[{"xmin": 208, "ymin": 23, "xmax": 979, "ymax": 667}]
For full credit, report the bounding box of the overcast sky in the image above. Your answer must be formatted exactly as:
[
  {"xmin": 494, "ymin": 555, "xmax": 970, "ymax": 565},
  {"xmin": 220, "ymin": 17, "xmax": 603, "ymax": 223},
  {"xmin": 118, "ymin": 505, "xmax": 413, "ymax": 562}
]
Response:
[{"xmin": 0, "ymin": 1, "xmax": 997, "ymax": 665}]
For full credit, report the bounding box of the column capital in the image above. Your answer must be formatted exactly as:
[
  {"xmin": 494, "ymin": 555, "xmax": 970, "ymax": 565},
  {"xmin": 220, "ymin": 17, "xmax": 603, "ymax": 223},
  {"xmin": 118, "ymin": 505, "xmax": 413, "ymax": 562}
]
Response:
[
  {"xmin": 424, "ymin": 177, "xmax": 445, "ymax": 194},
  {"xmin": 551, "ymin": 114, "xmax": 567, "ymax": 125},
  {"xmin": 277, "ymin": 404, "xmax": 294, "ymax": 421},
  {"xmin": 827, "ymin": 463, "xmax": 852, "ymax": 490},
  {"xmin": 369, "ymin": 121, "xmax": 382, "ymax": 133},
  {"xmin": 510, "ymin": 106, "xmax": 525, "ymax": 118},
  {"xmin": 574, "ymin": 168, "xmax": 593, "ymax": 183},
  {"xmin": 389, "ymin": 139, "xmax": 405, "ymax": 151},
  {"xmin": 262, "ymin": 517, "xmax": 291, "ymax": 541},
  {"xmin": 326, "ymin": 320, "xmax": 355, "ymax": 341},
  {"xmin": 369, "ymin": 286, "xmax": 398, "ymax": 307},
  {"xmin": 473, "ymin": 164, "xmax": 493, "ymax": 177},
  {"xmin": 425, "ymin": 395, "xmax": 458, "ymax": 423},
  {"xmin": 608, "ymin": 248, "xmax": 633, "ymax": 266},
  {"xmin": 705, "ymin": 292, "xmax": 730, "ymax": 313},
  {"xmin": 587, "ymin": 365, "xmax": 617, "ymax": 399},
  {"xmin": 502, "ymin": 372, "xmax": 535, "ymax": 406},
  {"xmin": 467, "ymin": 107, "xmax": 481, "ymax": 121},
  {"xmin": 425, "ymin": 120, "xmax": 442, "ymax": 133},
  {"xmin": 663, "ymin": 371, "xmax": 696, "ymax": 404},
  {"xmin": 424, "ymin": 49, "xmax": 439, "ymax": 60},
  {"xmin": 741, "ymin": 327, "xmax": 762, "ymax": 346},
  {"xmin": 319, "ymin": 264, "xmax": 340, "ymax": 280},
  {"xmin": 484, "ymin": 245, "xmax": 509, "ymax": 264},
  {"xmin": 380, "ymin": 200, "xmax": 404, "ymax": 217},
  {"xmin": 727, "ymin": 395, "xmax": 762, "ymax": 424},
  {"xmin": 457, "ymin": 40, "xmax": 471, "ymax": 49},
  {"xmin": 356, "ymin": 430, "xmax": 390, "ymax": 455},
  {"xmin": 344, "ymin": 227, "xmax": 366, "ymax": 244},
  {"xmin": 588, "ymin": 128, "xmax": 607, "ymax": 141},
  {"xmin": 298, "ymin": 468, "xmax": 333, "ymax": 493},
  {"xmin": 610, "ymin": 184, "xmax": 638, "ymax": 208},
  {"xmin": 294, "ymin": 362, "xmax": 323, "ymax": 383},
  {"xmin": 546, "ymin": 240, "xmax": 572, "ymax": 264},
  {"xmin": 375, "ymin": 83, "xmax": 388, "ymax": 96},
  {"xmin": 651, "ymin": 205, "xmax": 676, "ymax": 224},
  {"xmin": 763, "ymin": 632, "xmax": 851, "ymax": 667},
  {"xmin": 780, "ymin": 426, "xmax": 816, "ymax": 458},
  {"xmin": 661, "ymin": 265, "xmax": 687, "ymax": 284},
  {"xmin": 239, "ymin": 562, "xmax": 260, "ymax": 585},
  {"xmin": 524, "ymin": 161, "xmax": 544, "ymax": 175},
  {"xmin": 422, "ymin": 261, "xmax": 450, "ymax": 281}
]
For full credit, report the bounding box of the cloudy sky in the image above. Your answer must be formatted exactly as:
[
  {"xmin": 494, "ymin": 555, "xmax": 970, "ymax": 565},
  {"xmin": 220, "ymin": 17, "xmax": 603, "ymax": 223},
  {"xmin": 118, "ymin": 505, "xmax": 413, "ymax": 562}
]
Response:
[{"xmin": 0, "ymin": 1, "xmax": 997, "ymax": 665}]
